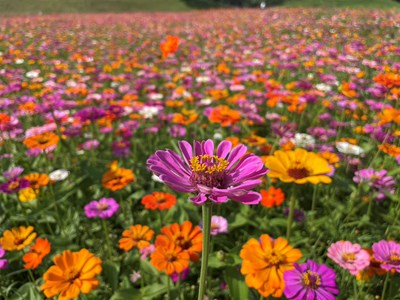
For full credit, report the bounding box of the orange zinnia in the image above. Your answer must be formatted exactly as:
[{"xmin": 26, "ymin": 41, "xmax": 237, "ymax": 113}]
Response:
[
  {"xmin": 155, "ymin": 221, "xmax": 202, "ymax": 262},
  {"xmin": 23, "ymin": 132, "xmax": 59, "ymax": 150},
  {"xmin": 160, "ymin": 36, "xmax": 179, "ymax": 59},
  {"xmin": 151, "ymin": 241, "xmax": 190, "ymax": 275},
  {"xmin": 101, "ymin": 161, "xmax": 135, "ymax": 191},
  {"xmin": 208, "ymin": 105, "xmax": 240, "ymax": 127},
  {"xmin": 24, "ymin": 173, "xmax": 50, "ymax": 189},
  {"xmin": 172, "ymin": 109, "xmax": 198, "ymax": 125},
  {"xmin": 141, "ymin": 192, "xmax": 177, "ymax": 211},
  {"xmin": 240, "ymin": 234, "xmax": 302, "ymax": 298},
  {"xmin": 41, "ymin": 249, "xmax": 102, "ymax": 300},
  {"xmin": 260, "ymin": 186, "xmax": 285, "ymax": 208},
  {"xmin": 0, "ymin": 225, "xmax": 37, "ymax": 251},
  {"xmin": 23, "ymin": 237, "xmax": 51, "ymax": 269},
  {"xmin": 119, "ymin": 225, "xmax": 154, "ymax": 251}
]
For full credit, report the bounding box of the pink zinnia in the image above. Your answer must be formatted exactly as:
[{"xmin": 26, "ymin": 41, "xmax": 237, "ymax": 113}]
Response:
[
  {"xmin": 147, "ymin": 140, "xmax": 267, "ymax": 205},
  {"xmin": 372, "ymin": 240, "xmax": 400, "ymax": 273},
  {"xmin": 327, "ymin": 241, "xmax": 370, "ymax": 275}
]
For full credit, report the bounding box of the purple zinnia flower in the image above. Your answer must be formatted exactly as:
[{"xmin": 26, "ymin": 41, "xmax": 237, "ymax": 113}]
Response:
[
  {"xmin": 147, "ymin": 140, "xmax": 268, "ymax": 205},
  {"xmin": 112, "ymin": 140, "xmax": 131, "ymax": 158},
  {"xmin": 84, "ymin": 198, "xmax": 120, "ymax": 219},
  {"xmin": 203, "ymin": 216, "xmax": 228, "ymax": 236},
  {"xmin": 0, "ymin": 178, "xmax": 30, "ymax": 194},
  {"xmin": 284, "ymin": 260, "xmax": 339, "ymax": 300},
  {"xmin": 170, "ymin": 267, "xmax": 190, "ymax": 283},
  {"xmin": 372, "ymin": 240, "xmax": 400, "ymax": 273}
]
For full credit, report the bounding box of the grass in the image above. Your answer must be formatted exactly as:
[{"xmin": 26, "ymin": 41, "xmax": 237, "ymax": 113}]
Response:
[{"xmin": 0, "ymin": 0, "xmax": 398, "ymax": 15}]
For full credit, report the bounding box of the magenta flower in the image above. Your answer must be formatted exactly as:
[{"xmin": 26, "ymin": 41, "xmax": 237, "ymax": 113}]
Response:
[
  {"xmin": 284, "ymin": 260, "xmax": 339, "ymax": 300},
  {"xmin": 139, "ymin": 244, "xmax": 155, "ymax": 260},
  {"xmin": 0, "ymin": 244, "xmax": 8, "ymax": 270},
  {"xmin": 147, "ymin": 139, "xmax": 268, "ymax": 205},
  {"xmin": 170, "ymin": 267, "xmax": 190, "ymax": 283},
  {"xmin": 327, "ymin": 241, "xmax": 370, "ymax": 275},
  {"xmin": 372, "ymin": 240, "xmax": 400, "ymax": 273},
  {"xmin": 84, "ymin": 198, "xmax": 120, "ymax": 219},
  {"xmin": 0, "ymin": 178, "xmax": 30, "ymax": 194},
  {"xmin": 3, "ymin": 167, "xmax": 24, "ymax": 179}
]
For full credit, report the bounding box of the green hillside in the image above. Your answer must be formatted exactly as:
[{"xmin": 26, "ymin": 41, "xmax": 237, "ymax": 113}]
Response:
[{"xmin": 0, "ymin": 0, "xmax": 398, "ymax": 15}]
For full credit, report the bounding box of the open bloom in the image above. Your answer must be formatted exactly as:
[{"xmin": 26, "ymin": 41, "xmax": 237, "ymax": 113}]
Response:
[
  {"xmin": 0, "ymin": 226, "xmax": 37, "ymax": 251},
  {"xmin": 102, "ymin": 161, "xmax": 135, "ymax": 191},
  {"xmin": 141, "ymin": 192, "xmax": 176, "ymax": 211},
  {"xmin": 209, "ymin": 216, "xmax": 228, "ymax": 236},
  {"xmin": 0, "ymin": 244, "xmax": 8, "ymax": 269},
  {"xmin": 372, "ymin": 240, "xmax": 400, "ymax": 273},
  {"xmin": 265, "ymin": 149, "xmax": 332, "ymax": 184},
  {"xmin": 155, "ymin": 221, "xmax": 202, "ymax": 262},
  {"xmin": 260, "ymin": 186, "xmax": 285, "ymax": 208},
  {"xmin": 84, "ymin": 198, "xmax": 119, "ymax": 219},
  {"xmin": 23, "ymin": 237, "xmax": 51, "ymax": 269},
  {"xmin": 284, "ymin": 260, "xmax": 339, "ymax": 300},
  {"xmin": 119, "ymin": 225, "xmax": 154, "ymax": 251},
  {"xmin": 240, "ymin": 234, "xmax": 302, "ymax": 298},
  {"xmin": 147, "ymin": 139, "xmax": 267, "ymax": 205},
  {"xmin": 41, "ymin": 249, "xmax": 102, "ymax": 300},
  {"xmin": 160, "ymin": 35, "xmax": 179, "ymax": 58},
  {"xmin": 151, "ymin": 241, "xmax": 190, "ymax": 275},
  {"xmin": 327, "ymin": 241, "xmax": 370, "ymax": 275}
]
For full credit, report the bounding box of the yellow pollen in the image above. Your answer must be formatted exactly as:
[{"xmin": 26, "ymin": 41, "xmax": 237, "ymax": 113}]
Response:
[
  {"xmin": 190, "ymin": 155, "xmax": 229, "ymax": 175},
  {"xmin": 302, "ymin": 270, "xmax": 321, "ymax": 288},
  {"xmin": 343, "ymin": 252, "xmax": 355, "ymax": 261},
  {"xmin": 8, "ymin": 182, "xmax": 20, "ymax": 190},
  {"xmin": 265, "ymin": 250, "xmax": 284, "ymax": 266}
]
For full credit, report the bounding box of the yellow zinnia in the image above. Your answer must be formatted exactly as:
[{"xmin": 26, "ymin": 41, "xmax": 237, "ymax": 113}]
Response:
[
  {"xmin": 0, "ymin": 225, "xmax": 37, "ymax": 251},
  {"xmin": 265, "ymin": 148, "xmax": 332, "ymax": 184}
]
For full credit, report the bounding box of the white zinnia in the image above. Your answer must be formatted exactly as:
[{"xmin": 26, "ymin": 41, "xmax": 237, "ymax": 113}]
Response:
[
  {"xmin": 336, "ymin": 142, "xmax": 364, "ymax": 156},
  {"xmin": 49, "ymin": 169, "xmax": 70, "ymax": 181},
  {"xmin": 292, "ymin": 133, "xmax": 315, "ymax": 148}
]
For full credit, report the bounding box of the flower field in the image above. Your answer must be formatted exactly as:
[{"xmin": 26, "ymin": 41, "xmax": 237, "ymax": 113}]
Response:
[{"xmin": 0, "ymin": 8, "xmax": 399, "ymax": 300}]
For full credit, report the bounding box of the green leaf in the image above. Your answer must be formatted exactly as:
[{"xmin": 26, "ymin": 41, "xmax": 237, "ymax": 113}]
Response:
[
  {"xmin": 110, "ymin": 288, "xmax": 141, "ymax": 300},
  {"xmin": 224, "ymin": 267, "xmax": 249, "ymax": 300},
  {"xmin": 141, "ymin": 283, "xmax": 167, "ymax": 300},
  {"xmin": 103, "ymin": 261, "xmax": 120, "ymax": 292},
  {"xmin": 9, "ymin": 283, "xmax": 42, "ymax": 300}
]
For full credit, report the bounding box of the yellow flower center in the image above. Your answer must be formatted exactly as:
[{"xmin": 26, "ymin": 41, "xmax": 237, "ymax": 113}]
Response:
[
  {"xmin": 343, "ymin": 252, "xmax": 355, "ymax": 262},
  {"xmin": 389, "ymin": 252, "xmax": 400, "ymax": 266},
  {"xmin": 190, "ymin": 155, "xmax": 229, "ymax": 174},
  {"xmin": 97, "ymin": 203, "xmax": 109, "ymax": 211},
  {"xmin": 265, "ymin": 249, "xmax": 284, "ymax": 266},
  {"xmin": 8, "ymin": 181, "xmax": 20, "ymax": 190},
  {"xmin": 189, "ymin": 155, "xmax": 229, "ymax": 188},
  {"xmin": 302, "ymin": 270, "xmax": 321, "ymax": 289}
]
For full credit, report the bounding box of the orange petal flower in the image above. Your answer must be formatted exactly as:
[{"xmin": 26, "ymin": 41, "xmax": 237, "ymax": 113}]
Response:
[
  {"xmin": 208, "ymin": 105, "xmax": 240, "ymax": 127},
  {"xmin": 141, "ymin": 192, "xmax": 177, "ymax": 211},
  {"xmin": 23, "ymin": 132, "xmax": 59, "ymax": 150},
  {"xmin": 24, "ymin": 173, "xmax": 50, "ymax": 189},
  {"xmin": 260, "ymin": 186, "xmax": 285, "ymax": 208},
  {"xmin": 0, "ymin": 226, "xmax": 37, "ymax": 251},
  {"xmin": 119, "ymin": 225, "xmax": 154, "ymax": 251},
  {"xmin": 101, "ymin": 163, "xmax": 135, "ymax": 191},
  {"xmin": 155, "ymin": 221, "xmax": 202, "ymax": 262},
  {"xmin": 23, "ymin": 237, "xmax": 51, "ymax": 269},
  {"xmin": 151, "ymin": 241, "xmax": 189, "ymax": 275},
  {"xmin": 160, "ymin": 36, "xmax": 179, "ymax": 59},
  {"xmin": 240, "ymin": 234, "xmax": 302, "ymax": 298},
  {"xmin": 41, "ymin": 249, "xmax": 102, "ymax": 300}
]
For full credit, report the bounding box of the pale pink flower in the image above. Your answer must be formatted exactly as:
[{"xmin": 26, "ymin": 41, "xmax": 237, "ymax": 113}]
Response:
[{"xmin": 327, "ymin": 241, "xmax": 370, "ymax": 275}]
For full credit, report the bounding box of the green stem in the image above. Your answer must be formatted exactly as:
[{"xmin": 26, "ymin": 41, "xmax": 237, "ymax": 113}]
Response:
[
  {"xmin": 367, "ymin": 197, "xmax": 373, "ymax": 219},
  {"xmin": 101, "ymin": 219, "xmax": 113, "ymax": 259},
  {"xmin": 311, "ymin": 185, "xmax": 318, "ymax": 213},
  {"xmin": 167, "ymin": 276, "xmax": 171, "ymax": 300},
  {"xmin": 27, "ymin": 269, "xmax": 35, "ymax": 283},
  {"xmin": 198, "ymin": 202, "xmax": 213, "ymax": 300},
  {"xmin": 177, "ymin": 274, "xmax": 182, "ymax": 300},
  {"xmin": 286, "ymin": 193, "xmax": 296, "ymax": 241},
  {"xmin": 381, "ymin": 272, "xmax": 390, "ymax": 300}
]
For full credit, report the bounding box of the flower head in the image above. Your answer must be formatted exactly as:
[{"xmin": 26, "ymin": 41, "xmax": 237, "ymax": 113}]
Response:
[
  {"xmin": 0, "ymin": 244, "xmax": 8, "ymax": 269},
  {"xmin": 260, "ymin": 186, "xmax": 285, "ymax": 208},
  {"xmin": 372, "ymin": 240, "xmax": 400, "ymax": 273},
  {"xmin": 0, "ymin": 178, "xmax": 30, "ymax": 194},
  {"xmin": 141, "ymin": 192, "xmax": 176, "ymax": 211},
  {"xmin": 147, "ymin": 139, "xmax": 267, "ymax": 205},
  {"xmin": 41, "ymin": 249, "xmax": 102, "ymax": 300},
  {"xmin": 209, "ymin": 216, "xmax": 228, "ymax": 236},
  {"xmin": 160, "ymin": 35, "xmax": 179, "ymax": 58},
  {"xmin": 0, "ymin": 226, "xmax": 37, "ymax": 251},
  {"xmin": 151, "ymin": 241, "xmax": 189, "ymax": 275},
  {"xmin": 156, "ymin": 221, "xmax": 202, "ymax": 262},
  {"xmin": 240, "ymin": 234, "xmax": 302, "ymax": 298},
  {"xmin": 84, "ymin": 198, "xmax": 120, "ymax": 219},
  {"xmin": 102, "ymin": 161, "xmax": 135, "ymax": 191},
  {"xmin": 49, "ymin": 169, "xmax": 70, "ymax": 181},
  {"xmin": 265, "ymin": 149, "xmax": 332, "ymax": 184},
  {"xmin": 23, "ymin": 238, "xmax": 51, "ymax": 269},
  {"xmin": 327, "ymin": 241, "xmax": 370, "ymax": 275},
  {"xmin": 119, "ymin": 225, "xmax": 154, "ymax": 251},
  {"xmin": 3, "ymin": 167, "xmax": 24, "ymax": 179},
  {"xmin": 284, "ymin": 260, "xmax": 339, "ymax": 300},
  {"xmin": 23, "ymin": 132, "xmax": 59, "ymax": 150}
]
